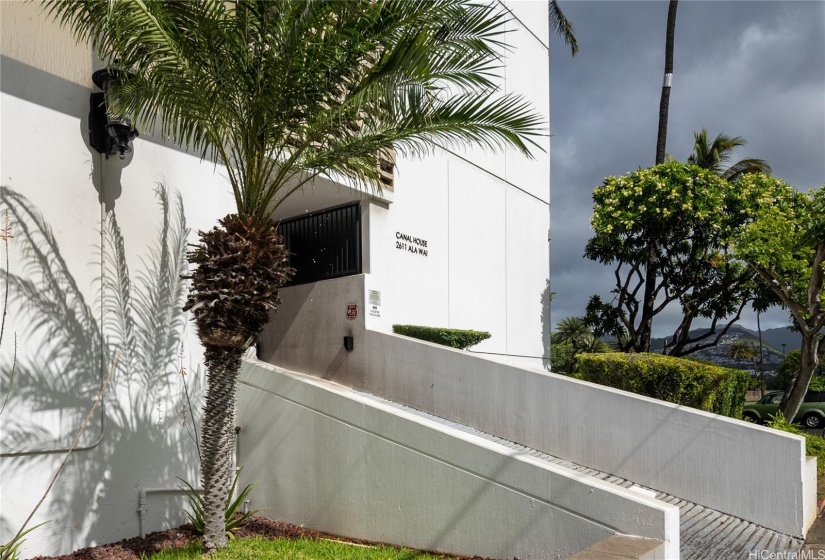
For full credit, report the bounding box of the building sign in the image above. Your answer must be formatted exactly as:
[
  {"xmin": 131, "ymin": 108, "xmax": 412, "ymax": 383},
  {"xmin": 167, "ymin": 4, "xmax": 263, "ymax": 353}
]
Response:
[
  {"xmin": 395, "ymin": 231, "xmax": 428, "ymax": 256},
  {"xmin": 346, "ymin": 304, "xmax": 358, "ymax": 320},
  {"xmin": 368, "ymin": 290, "xmax": 381, "ymax": 318}
]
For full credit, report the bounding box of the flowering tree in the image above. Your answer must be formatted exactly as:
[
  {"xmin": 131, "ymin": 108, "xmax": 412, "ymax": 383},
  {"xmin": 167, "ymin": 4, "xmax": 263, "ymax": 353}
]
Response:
[
  {"xmin": 584, "ymin": 162, "xmax": 779, "ymax": 355},
  {"xmin": 733, "ymin": 177, "xmax": 825, "ymax": 420}
]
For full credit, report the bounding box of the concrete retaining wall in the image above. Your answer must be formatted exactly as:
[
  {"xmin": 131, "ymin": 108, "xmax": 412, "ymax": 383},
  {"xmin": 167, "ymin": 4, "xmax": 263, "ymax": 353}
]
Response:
[
  {"xmin": 259, "ymin": 274, "xmax": 815, "ymax": 538},
  {"xmin": 237, "ymin": 357, "xmax": 678, "ymax": 560}
]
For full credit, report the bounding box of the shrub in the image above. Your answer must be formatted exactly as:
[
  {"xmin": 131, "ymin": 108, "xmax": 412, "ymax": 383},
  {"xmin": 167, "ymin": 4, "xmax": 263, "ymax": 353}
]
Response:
[
  {"xmin": 550, "ymin": 342, "xmax": 577, "ymax": 374},
  {"xmin": 768, "ymin": 413, "xmax": 825, "ymax": 476},
  {"xmin": 576, "ymin": 352, "xmax": 750, "ymax": 418},
  {"xmin": 178, "ymin": 468, "xmax": 264, "ymax": 539},
  {"xmin": 392, "ymin": 325, "xmax": 491, "ymax": 350}
]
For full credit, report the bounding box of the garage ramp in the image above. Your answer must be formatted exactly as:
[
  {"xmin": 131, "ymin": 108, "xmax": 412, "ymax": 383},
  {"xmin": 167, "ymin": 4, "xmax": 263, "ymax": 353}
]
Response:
[{"xmin": 352, "ymin": 387, "xmax": 805, "ymax": 560}]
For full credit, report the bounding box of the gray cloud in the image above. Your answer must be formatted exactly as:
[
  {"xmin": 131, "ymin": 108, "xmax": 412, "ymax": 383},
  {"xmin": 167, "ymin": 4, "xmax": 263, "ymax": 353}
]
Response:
[{"xmin": 548, "ymin": 0, "xmax": 825, "ymax": 335}]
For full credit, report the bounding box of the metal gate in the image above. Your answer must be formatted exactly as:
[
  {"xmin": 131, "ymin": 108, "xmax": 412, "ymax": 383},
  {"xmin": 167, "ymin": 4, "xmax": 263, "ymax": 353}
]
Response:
[{"xmin": 277, "ymin": 203, "xmax": 362, "ymax": 286}]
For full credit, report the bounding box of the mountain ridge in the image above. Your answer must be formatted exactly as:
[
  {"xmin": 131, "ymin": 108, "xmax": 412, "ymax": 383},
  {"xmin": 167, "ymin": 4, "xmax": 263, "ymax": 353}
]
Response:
[{"xmin": 648, "ymin": 324, "xmax": 800, "ymax": 373}]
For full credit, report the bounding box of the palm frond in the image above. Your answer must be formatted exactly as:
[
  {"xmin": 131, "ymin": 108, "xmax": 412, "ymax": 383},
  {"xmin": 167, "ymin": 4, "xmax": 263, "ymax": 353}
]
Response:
[
  {"xmin": 549, "ymin": 0, "xmax": 578, "ymax": 56},
  {"xmin": 688, "ymin": 129, "xmax": 770, "ymax": 181},
  {"xmin": 46, "ymin": 0, "xmax": 546, "ymax": 224},
  {"xmin": 177, "ymin": 467, "xmax": 265, "ymax": 537},
  {"xmin": 723, "ymin": 158, "xmax": 773, "ymax": 182}
]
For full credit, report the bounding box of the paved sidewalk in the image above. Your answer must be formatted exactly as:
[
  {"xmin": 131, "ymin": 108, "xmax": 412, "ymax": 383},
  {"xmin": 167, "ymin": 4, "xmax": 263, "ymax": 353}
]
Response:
[{"xmin": 802, "ymin": 505, "xmax": 825, "ymax": 557}]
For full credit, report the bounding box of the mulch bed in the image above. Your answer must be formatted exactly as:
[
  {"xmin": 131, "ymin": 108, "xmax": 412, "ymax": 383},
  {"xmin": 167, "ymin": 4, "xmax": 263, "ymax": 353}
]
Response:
[{"xmin": 29, "ymin": 516, "xmax": 494, "ymax": 560}]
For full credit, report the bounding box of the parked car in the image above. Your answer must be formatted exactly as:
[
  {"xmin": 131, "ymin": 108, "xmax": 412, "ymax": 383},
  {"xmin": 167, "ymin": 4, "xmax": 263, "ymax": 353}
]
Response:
[{"xmin": 742, "ymin": 390, "xmax": 825, "ymax": 429}]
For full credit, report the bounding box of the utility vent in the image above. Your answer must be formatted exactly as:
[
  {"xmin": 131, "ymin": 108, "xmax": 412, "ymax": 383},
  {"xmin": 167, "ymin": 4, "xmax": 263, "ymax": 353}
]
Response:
[
  {"xmin": 284, "ymin": 135, "xmax": 395, "ymax": 192},
  {"xmin": 378, "ymin": 148, "xmax": 395, "ymax": 191}
]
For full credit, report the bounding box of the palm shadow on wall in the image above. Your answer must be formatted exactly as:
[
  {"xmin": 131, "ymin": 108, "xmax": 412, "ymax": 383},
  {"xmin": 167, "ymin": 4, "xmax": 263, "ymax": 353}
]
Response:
[{"xmin": 0, "ymin": 184, "xmax": 202, "ymax": 553}]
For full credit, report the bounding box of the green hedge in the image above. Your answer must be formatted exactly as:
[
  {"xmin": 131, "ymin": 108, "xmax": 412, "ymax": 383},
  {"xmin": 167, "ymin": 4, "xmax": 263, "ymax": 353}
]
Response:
[
  {"xmin": 392, "ymin": 325, "xmax": 491, "ymax": 350},
  {"xmin": 550, "ymin": 342, "xmax": 577, "ymax": 374},
  {"xmin": 576, "ymin": 352, "xmax": 750, "ymax": 418}
]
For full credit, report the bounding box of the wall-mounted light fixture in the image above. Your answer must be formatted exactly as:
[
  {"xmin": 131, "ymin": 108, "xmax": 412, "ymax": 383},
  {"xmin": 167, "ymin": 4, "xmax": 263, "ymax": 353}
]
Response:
[
  {"xmin": 89, "ymin": 69, "xmax": 138, "ymax": 159},
  {"xmin": 344, "ymin": 336, "xmax": 354, "ymax": 352}
]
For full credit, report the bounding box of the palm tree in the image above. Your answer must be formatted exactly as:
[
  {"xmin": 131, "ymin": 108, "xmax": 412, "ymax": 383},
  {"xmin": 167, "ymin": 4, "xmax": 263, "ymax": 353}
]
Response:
[
  {"xmin": 551, "ymin": 316, "xmax": 590, "ymax": 349},
  {"xmin": 728, "ymin": 339, "xmax": 761, "ymax": 394},
  {"xmin": 688, "ymin": 129, "xmax": 772, "ymax": 181},
  {"xmin": 646, "ymin": 0, "xmax": 678, "ymax": 355},
  {"xmin": 553, "ymin": 317, "xmax": 610, "ymax": 353},
  {"xmin": 728, "ymin": 339, "xmax": 757, "ymax": 367},
  {"xmin": 655, "ymin": 0, "xmax": 678, "ymax": 165},
  {"xmin": 551, "ymin": 317, "xmax": 607, "ymax": 374},
  {"xmin": 576, "ymin": 333, "xmax": 611, "ymax": 354},
  {"xmin": 48, "ymin": 0, "xmax": 550, "ymax": 550}
]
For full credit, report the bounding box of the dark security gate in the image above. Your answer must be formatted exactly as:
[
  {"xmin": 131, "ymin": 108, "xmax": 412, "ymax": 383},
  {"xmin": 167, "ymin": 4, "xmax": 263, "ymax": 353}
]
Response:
[{"xmin": 277, "ymin": 203, "xmax": 362, "ymax": 286}]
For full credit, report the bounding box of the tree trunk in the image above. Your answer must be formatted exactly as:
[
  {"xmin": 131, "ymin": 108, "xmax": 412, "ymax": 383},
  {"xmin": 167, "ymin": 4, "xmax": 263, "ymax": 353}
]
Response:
[
  {"xmin": 655, "ymin": 0, "xmax": 678, "ymax": 165},
  {"xmin": 638, "ymin": 244, "xmax": 658, "ymax": 353},
  {"xmin": 183, "ymin": 215, "xmax": 292, "ymax": 551},
  {"xmin": 201, "ymin": 345, "xmax": 243, "ymax": 551},
  {"xmin": 780, "ymin": 334, "xmax": 819, "ymax": 421},
  {"xmin": 757, "ymin": 310, "xmax": 765, "ymax": 397}
]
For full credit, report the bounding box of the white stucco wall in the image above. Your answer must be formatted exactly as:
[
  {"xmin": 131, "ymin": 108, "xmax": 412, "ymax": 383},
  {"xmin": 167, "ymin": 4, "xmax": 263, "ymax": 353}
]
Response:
[
  {"xmin": 359, "ymin": 332, "xmax": 816, "ymax": 538},
  {"xmin": 0, "ymin": 3, "xmax": 235, "ymax": 556},
  {"xmin": 363, "ymin": 153, "xmax": 550, "ymax": 368},
  {"xmin": 238, "ymin": 356, "xmax": 677, "ymax": 560}
]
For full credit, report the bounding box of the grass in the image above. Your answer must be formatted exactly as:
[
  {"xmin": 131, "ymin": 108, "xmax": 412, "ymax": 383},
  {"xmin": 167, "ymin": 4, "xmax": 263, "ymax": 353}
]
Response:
[{"xmin": 144, "ymin": 537, "xmax": 445, "ymax": 560}]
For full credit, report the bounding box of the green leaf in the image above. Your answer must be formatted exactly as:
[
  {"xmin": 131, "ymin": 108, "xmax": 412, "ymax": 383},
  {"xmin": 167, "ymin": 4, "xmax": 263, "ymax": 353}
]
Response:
[{"xmin": 1, "ymin": 521, "xmax": 49, "ymax": 560}]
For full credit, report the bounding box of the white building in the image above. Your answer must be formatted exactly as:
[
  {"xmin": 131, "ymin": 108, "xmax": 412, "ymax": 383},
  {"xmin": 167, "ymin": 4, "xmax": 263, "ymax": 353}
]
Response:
[
  {"xmin": 0, "ymin": 2, "xmax": 549, "ymax": 556},
  {"xmin": 1, "ymin": 2, "xmax": 816, "ymax": 559}
]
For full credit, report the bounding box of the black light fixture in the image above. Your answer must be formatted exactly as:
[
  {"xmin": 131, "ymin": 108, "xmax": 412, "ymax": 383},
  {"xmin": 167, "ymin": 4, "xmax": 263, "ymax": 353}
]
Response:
[
  {"xmin": 89, "ymin": 68, "xmax": 138, "ymax": 159},
  {"xmin": 343, "ymin": 336, "xmax": 354, "ymax": 352}
]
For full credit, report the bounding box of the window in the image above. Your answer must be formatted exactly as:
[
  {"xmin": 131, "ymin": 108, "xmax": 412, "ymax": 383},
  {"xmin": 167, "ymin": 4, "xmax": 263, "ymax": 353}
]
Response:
[
  {"xmin": 278, "ymin": 203, "xmax": 361, "ymax": 286},
  {"xmin": 804, "ymin": 390, "xmax": 825, "ymax": 403}
]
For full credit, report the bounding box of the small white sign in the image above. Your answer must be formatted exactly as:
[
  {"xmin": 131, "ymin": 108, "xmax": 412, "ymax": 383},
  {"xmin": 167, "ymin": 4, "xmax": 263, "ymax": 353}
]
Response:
[
  {"xmin": 368, "ymin": 290, "xmax": 381, "ymax": 318},
  {"xmin": 369, "ymin": 290, "xmax": 381, "ymax": 306}
]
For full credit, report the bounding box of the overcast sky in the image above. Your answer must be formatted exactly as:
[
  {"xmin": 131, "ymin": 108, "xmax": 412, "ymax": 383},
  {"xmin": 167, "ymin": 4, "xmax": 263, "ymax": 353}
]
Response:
[{"xmin": 547, "ymin": 0, "xmax": 825, "ymax": 336}]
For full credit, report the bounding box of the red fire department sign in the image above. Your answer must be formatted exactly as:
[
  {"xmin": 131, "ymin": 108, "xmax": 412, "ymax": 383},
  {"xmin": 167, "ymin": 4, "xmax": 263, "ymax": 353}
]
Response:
[{"xmin": 346, "ymin": 304, "xmax": 358, "ymax": 320}]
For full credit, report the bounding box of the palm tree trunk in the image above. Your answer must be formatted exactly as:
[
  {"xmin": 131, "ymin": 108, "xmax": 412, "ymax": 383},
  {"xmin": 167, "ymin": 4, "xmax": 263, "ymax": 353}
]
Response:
[
  {"xmin": 645, "ymin": 0, "xmax": 678, "ymax": 348},
  {"xmin": 200, "ymin": 345, "xmax": 244, "ymax": 551},
  {"xmin": 184, "ymin": 215, "xmax": 292, "ymax": 551},
  {"xmin": 655, "ymin": 0, "xmax": 678, "ymax": 165}
]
